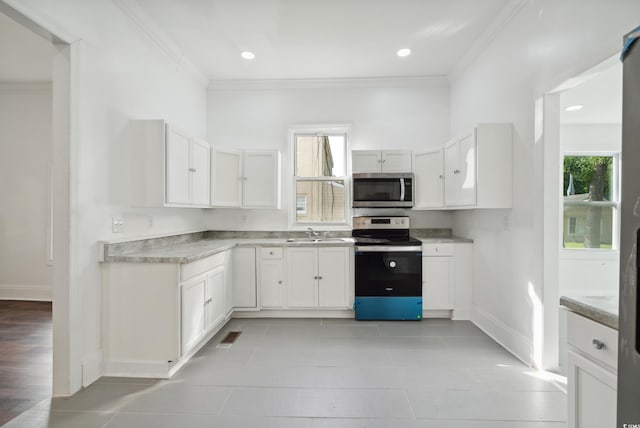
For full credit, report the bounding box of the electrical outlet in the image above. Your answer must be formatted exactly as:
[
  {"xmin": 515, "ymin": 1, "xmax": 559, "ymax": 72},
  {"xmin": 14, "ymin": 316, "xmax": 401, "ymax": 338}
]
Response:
[{"xmin": 112, "ymin": 217, "xmax": 124, "ymax": 233}]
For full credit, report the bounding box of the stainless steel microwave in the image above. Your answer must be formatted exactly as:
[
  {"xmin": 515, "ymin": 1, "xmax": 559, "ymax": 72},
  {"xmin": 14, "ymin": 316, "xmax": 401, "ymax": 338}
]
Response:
[{"xmin": 352, "ymin": 173, "xmax": 414, "ymax": 208}]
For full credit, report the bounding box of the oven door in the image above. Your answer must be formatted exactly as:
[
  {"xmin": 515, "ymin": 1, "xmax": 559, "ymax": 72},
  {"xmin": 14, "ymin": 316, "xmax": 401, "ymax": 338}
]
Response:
[{"xmin": 355, "ymin": 247, "xmax": 422, "ymax": 296}]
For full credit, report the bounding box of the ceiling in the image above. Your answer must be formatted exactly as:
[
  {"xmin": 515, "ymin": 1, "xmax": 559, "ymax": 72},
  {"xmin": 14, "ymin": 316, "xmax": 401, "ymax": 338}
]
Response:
[
  {"xmin": 560, "ymin": 61, "xmax": 622, "ymax": 125},
  {"xmin": 0, "ymin": 12, "xmax": 54, "ymax": 82},
  {"xmin": 132, "ymin": 0, "xmax": 513, "ymax": 80}
]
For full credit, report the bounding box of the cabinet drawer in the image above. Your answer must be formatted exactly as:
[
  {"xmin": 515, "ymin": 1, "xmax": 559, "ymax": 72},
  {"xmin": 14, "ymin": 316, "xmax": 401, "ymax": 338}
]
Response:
[
  {"xmin": 422, "ymin": 243, "xmax": 453, "ymax": 256},
  {"xmin": 567, "ymin": 311, "xmax": 618, "ymax": 370},
  {"xmin": 181, "ymin": 252, "xmax": 226, "ymax": 282},
  {"xmin": 260, "ymin": 247, "xmax": 283, "ymax": 259}
]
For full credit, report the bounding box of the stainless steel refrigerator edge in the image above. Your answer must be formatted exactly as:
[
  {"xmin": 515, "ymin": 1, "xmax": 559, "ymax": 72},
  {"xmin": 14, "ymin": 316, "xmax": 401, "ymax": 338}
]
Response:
[{"xmin": 618, "ymin": 26, "xmax": 640, "ymax": 428}]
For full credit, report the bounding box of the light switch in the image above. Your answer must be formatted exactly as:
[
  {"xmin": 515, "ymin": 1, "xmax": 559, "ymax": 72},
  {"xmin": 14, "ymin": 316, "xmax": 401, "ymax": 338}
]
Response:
[{"xmin": 112, "ymin": 217, "xmax": 124, "ymax": 233}]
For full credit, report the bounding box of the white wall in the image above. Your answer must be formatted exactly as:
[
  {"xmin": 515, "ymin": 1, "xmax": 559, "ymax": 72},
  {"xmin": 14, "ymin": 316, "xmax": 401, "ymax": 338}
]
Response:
[
  {"xmin": 0, "ymin": 83, "xmax": 53, "ymax": 300},
  {"xmin": 205, "ymin": 78, "xmax": 453, "ymax": 230},
  {"xmin": 6, "ymin": 0, "xmax": 209, "ymax": 394},
  {"xmin": 449, "ymin": 0, "xmax": 640, "ymax": 366}
]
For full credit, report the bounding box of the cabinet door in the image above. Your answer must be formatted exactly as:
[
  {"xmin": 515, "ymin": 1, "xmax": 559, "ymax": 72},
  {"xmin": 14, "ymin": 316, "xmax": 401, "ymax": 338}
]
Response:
[
  {"xmin": 165, "ymin": 126, "xmax": 191, "ymax": 205},
  {"xmin": 190, "ymin": 138, "xmax": 211, "ymax": 206},
  {"xmin": 457, "ymin": 132, "xmax": 477, "ymax": 206},
  {"xmin": 206, "ymin": 266, "xmax": 225, "ymax": 331},
  {"xmin": 181, "ymin": 276, "xmax": 206, "ymax": 356},
  {"xmin": 422, "ymin": 257, "xmax": 453, "ymax": 309},
  {"xmin": 413, "ymin": 148, "xmax": 444, "ymax": 209},
  {"xmin": 286, "ymin": 248, "xmax": 317, "ymax": 308},
  {"xmin": 567, "ymin": 351, "xmax": 617, "ymax": 428},
  {"xmin": 243, "ymin": 151, "xmax": 279, "ymax": 209},
  {"xmin": 317, "ymin": 247, "xmax": 349, "ymax": 308},
  {"xmin": 352, "ymin": 150, "xmax": 382, "ymax": 173},
  {"xmin": 444, "ymin": 139, "xmax": 459, "ymax": 206},
  {"xmin": 381, "ymin": 151, "xmax": 412, "ymax": 172},
  {"xmin": 233, "ymin": 247, "xmax": 256, "ymax": 308},
  {"xmin": 211, "ymin": 148, "xmax": 242, "ymax": 207},
  {"xmin": 259, "ymin": 259, "xmax": 285, "ymax": 308}
]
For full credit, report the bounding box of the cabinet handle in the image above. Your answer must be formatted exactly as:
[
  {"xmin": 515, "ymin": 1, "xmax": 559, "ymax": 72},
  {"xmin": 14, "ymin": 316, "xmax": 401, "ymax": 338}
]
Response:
[
  {"xmin": 439, "ymin": 175, "xmax": 443, "ymax": 179},
  {"xmin": 278, "ymin": 280, "xmax": 282, "ymax": 284},
  {"xmin": 318, "ymin": 276, "xmax": 323, "ymax": 280},
  {"xmin": 592, "ymin": 339, "xmax": 605, "ymax": 350},
  {"xmin": 189, "ymin": 167, "xmax": 196, "ymax": 172},
  {"xmin": 269, "ymin": 251, "xmax": 274, "ymax": 255},
  {"xmin": 453, "ymin": 169, "xmax": 460, "ymax": 174},
  {"xmin": 243, "ymin": 177, "xmax": 248, "ymax": 181}
]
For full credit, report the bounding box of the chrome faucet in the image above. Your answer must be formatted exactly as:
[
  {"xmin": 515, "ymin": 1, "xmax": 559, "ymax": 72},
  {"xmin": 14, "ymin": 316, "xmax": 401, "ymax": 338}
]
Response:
[{"xmin": 307, "ymin": 227, "xmax": 320, "ymax": 238}]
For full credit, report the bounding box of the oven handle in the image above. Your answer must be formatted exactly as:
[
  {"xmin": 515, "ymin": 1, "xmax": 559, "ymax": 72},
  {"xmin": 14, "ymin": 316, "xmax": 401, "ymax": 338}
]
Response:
[
  {"xmin": 355, "ymin": 246, "xmax": 422, "ymax": 252},
  {"xmin": 400, "ymin": 178, "xmax": 405, "ymax": 201}
]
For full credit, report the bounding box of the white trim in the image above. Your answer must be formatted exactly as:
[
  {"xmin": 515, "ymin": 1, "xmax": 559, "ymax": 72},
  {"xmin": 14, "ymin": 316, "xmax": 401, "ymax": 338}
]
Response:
[
  {"xmin": 113, "ymin": 0, "xmax": 208, "ymax": 86},
  {"xmin": 233, "ymin": 309, "xmax": 354, "ymax": 319},
  {"xmin": 209, "ymin": 76, "xmax": 449, "ymax": 91},
  {"xmin": 448, "ymin": 0, "xmax": 528, "ymax": 83},
  {"xmin": 471, "ymin": 305, "xmax": 533, "ymax": 367},
  {"xmin": 0, "ymin": 284, "xmax": 52, "ymax": 301},
  {"xmin": 102, "ymin": 359, "xmax": 171, "ymax": 379},
  {"xmin": 81, "ymin": 349, "xmax": 103, "ymax": 387},
  {"xmin": 0, "ymin": 0, "xmax": 77, "ymax": 43}
]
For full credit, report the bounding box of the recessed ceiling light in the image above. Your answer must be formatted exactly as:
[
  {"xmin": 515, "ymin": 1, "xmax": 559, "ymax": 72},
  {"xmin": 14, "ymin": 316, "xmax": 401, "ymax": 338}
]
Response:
[
  {"xmin": 565, "ymin": 104, "xmax": 584, "ymax": 112},
  {"xmin": 397, "ymin": 48, "xmax": 411, "ymax": 57},
  {"xmin": 241, "ymin": 51, "xmax": 255, "ymax": 60}
]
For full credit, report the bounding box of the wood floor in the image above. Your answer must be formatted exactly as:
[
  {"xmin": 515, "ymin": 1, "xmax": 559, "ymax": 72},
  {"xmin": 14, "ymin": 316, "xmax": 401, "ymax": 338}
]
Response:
[{"xmin": 0, "ymin": 301, "xmax": 52, "ymax": 426}]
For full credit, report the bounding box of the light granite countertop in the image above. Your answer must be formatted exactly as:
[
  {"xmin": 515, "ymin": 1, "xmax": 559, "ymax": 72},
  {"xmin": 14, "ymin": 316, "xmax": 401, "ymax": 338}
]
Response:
[
  {"xmin": 100, "ymin": 229, "xmax": 473, "ymax": 264},
  {"xmin": 560, "ymin": 295, "xmax": 619, "ymax": 330},
  {"xmin": 102, "ymin": 237, "xmax": 355, "ymax": 264}
]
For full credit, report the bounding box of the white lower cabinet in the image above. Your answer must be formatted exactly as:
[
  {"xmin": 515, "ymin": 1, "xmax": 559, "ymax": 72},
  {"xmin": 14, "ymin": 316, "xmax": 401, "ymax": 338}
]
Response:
[
  {"xmin": 180, "ymin": 275, "xmax": 207, "ymax": 356},
  {"xmin": 233, "ymin": 247, "xmax": 257, "ymax": 309},
  {"xmin": 284, "ymin": 247, "xmax": 350, "ymax": 309},
  {"xmin": 102, "ymin": 250, "xmax": 231, "ymax": 378},
  {"xmin": 421, "ymin": 242, "xmax": 472, "ymax": 319},
  {"xmin": 259, "ymin": 248, "xmax": 285, "ymax": 308},
  {"xmin": 566, "ymin": 311, "xmax": 618, "ymax": 428}
]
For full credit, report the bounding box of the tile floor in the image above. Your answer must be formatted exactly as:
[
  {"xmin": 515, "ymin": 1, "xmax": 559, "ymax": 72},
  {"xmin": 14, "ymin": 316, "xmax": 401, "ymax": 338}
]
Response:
[{"xmin": 3, "ymin": 318, "xmax": 568, "ymax": 427}]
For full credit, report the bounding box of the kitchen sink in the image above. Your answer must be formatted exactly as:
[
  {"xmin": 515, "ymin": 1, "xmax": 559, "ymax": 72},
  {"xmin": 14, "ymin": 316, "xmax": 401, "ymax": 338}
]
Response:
[{"xmin": 285, "ymin": 237, "xmax": 353, "ymax": 244}]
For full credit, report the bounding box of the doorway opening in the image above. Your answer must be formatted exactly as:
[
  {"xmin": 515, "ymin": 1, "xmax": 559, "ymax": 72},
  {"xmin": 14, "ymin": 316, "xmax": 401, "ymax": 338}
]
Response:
[
  {"xmin": 0, "ymin": 1, "xmax": 72, "ymax": 423},
  {"xmin": 541, "ymin": 56, "xmax": 622, "ymax": 374}
]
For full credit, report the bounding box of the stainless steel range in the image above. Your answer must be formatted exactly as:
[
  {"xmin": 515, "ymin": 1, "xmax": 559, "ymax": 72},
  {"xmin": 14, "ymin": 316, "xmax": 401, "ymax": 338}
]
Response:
[{"xmin": 352, "ymin": 216, "xmax": 423, "ymax": 320}]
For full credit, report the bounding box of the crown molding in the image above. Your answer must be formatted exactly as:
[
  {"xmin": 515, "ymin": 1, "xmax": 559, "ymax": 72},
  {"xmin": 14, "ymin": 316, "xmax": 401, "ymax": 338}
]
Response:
[
  {"xmin": 208, "ymin": 75, "xmax": 449, "ymax": 91},
  {"xmin": 448, "ymin": 0, "xmax": 528, "ymax": 83},
  {"xmin": 0, "ymin": 0, "xmax": 76, "ymax": 44},
  {"xmin": 113, "ymin": 0, "xmax": 208, "ymax": 87}
]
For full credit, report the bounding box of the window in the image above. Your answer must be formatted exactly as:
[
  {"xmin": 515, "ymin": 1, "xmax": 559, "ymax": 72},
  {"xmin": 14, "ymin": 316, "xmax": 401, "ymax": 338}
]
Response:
[
  {"xmin": 562, "ymin": 155, "xmax": 619, "ymax": 249},
  {"xmin": 293, "ymin": 131, "xmax": 347, "ymax": 225}
]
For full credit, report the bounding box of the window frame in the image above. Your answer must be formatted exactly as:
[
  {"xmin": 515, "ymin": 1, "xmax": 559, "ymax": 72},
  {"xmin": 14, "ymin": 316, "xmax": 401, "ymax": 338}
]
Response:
[
  {"xmin": 559, "ymin": 151, "xmax": 620, "ymax": 253},
  {"xmin": 288, "ymin": 125, "xmax": 351, "ymax": 229}
]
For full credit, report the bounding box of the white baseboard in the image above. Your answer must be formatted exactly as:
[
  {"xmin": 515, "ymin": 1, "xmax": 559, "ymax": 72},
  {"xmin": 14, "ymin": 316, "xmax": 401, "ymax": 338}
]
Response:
[
  {"xmin": 0, "ymin": 284, "xmax": 52, "ymax": 301},
  {"xmin": 471, "ymin": 305, "xmax": 533, "ymax": 366},
  {"xmin": 82, "ymin": 349, "xmax": 103, "ymax": 387},
  {"xmin": 102, "ymin": 358, "xmax": 171, "ymax": 379},
  {"xmin": 233, "ymin": 309, "xmax": 355, "ymax": 318}
]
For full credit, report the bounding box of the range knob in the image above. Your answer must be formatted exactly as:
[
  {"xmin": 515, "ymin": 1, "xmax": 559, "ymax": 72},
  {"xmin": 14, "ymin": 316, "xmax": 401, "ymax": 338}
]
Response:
[{"xmin": 389, "ymin": 260, "xmax": 397, "ymax": 268}]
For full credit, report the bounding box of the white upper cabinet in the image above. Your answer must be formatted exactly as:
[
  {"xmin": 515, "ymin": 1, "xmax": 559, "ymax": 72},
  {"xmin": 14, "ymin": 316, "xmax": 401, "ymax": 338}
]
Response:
[
  {"xmin": 211, "ymin": 148, "xmax": 281, "ymax": 209},
  {"xmin": 165, "ymin": 127, "xmax": 191, "ymax": 205},
  {"xmin": 129, "ymin": 119, "xmax": 211, "ymax": 208},
  {"xmin": 443, "ymin": 123, "xmax": 512, "ymax": 209},
  {"xmin": 444, "ymin": 133, "xmax": 476, "ymax": 207},
  {"xmin": 413, "ymin": 147, "xmax": 445, "ymax": 209},
  {"xmin": 243, "ymin": 151, "xmax": 281, "ymax": 209},
  {"xmin": 211, "ymin": 147, "xmax": 243, "ymax": 207},
  {"xmin": 352, "ymin": 150, "xmax": 412, "ymax": 173},
  {"xmin": 190, "ymin": 138, "xmax": 212, "ymax": 206}
]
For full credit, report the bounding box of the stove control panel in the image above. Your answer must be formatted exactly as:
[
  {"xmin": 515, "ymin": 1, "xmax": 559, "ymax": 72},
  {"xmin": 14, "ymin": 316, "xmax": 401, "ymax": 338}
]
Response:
[{"xmin": 353, "ymin": 216, "xmax": 410, "ymax": 230}]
